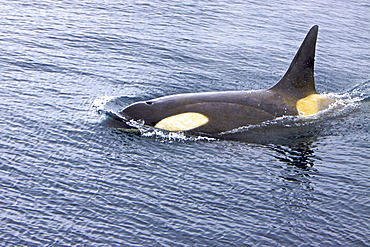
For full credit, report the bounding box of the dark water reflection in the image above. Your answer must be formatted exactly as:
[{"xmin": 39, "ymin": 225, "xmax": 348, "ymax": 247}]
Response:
[
  {"xmin": 272, "ymin": 141, "xmax": 316, "ymax": 170},
  {"xmin": 271, "ymin": 141, "xmax": 317, "ymax": 196}
]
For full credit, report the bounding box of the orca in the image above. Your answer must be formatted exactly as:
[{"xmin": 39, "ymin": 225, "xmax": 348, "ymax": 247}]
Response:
[{"xmin": 107, "ymin": 25, "xmax": 335, "ymax": 135}]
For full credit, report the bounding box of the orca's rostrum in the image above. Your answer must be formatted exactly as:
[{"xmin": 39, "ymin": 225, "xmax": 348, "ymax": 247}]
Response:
[{"xmin": 108, "ymin": 25, "xmax": 335, "ymax": 135}]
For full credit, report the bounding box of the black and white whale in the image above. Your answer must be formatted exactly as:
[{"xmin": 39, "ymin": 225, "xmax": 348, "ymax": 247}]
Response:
[{"xmin": 107, "ymin": 25, "xmax": 335, "ymax": 135}]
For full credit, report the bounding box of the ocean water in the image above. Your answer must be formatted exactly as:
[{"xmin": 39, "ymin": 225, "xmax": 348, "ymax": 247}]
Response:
[{"xmin": 0, "ymin": 0, "xmax": 369, "ymax": 246}]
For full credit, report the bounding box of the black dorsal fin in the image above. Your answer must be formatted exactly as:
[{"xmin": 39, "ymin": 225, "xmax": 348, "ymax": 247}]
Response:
[{"xmin": 271, "ymin": 25, "xmax": 319, "ymax": 98}]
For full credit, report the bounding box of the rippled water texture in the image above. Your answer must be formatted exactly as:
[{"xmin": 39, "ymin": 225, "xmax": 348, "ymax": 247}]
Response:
[{"xmin": 1, "ymin": 0, "xmax": 369, "ymax": 246}]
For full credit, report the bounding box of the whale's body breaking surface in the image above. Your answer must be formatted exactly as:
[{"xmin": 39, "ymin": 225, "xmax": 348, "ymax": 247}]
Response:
[{"xmin": 108, "ymin": 25, "xmax": 335, "ymax": 135}]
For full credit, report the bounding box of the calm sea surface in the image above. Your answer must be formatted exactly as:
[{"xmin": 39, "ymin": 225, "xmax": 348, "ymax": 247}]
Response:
[{"xmin": 1, "ymin": 0, "xmax": 369, "ymax": 246}]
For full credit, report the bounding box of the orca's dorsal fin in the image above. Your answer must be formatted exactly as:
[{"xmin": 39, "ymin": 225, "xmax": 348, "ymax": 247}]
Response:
[{"xmin": 271, "ymin": 25, "xmax": 319, "ymax": 98}]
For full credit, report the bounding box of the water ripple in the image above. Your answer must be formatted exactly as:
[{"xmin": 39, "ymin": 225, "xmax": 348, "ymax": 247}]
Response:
[{"xmin": 1, "ymin": 0, "xmax": 369, "ymax": 246}]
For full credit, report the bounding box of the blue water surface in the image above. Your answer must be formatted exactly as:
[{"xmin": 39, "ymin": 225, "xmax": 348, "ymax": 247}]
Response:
[{"xmin": 1, "ymin": 0, "xmax": 369, "ymax": 246}]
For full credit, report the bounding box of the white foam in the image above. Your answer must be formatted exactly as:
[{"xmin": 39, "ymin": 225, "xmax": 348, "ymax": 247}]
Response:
[
  {"xmin": 92, "ymin": 95, "xmax": 119, "ymax": 111},
  {"xmin": 140, "ymin": 127, "xmax": 216, "ymax": 142}
]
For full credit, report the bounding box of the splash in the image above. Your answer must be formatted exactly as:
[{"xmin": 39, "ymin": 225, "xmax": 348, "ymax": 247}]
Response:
[
  {"xmin": 113, "ymin": 118, "xmax": 216, "ymax": 142},
  {"xmin": 140, "ymin": 127, "xmax": 216, "ymax": 142},
  {"xmin": 345, "ymin": 80, "xmax": 370, "ymax": 101},
  {"xmin": 92, "ymin": 95, "xmax": 119, "ymax": 113}
]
